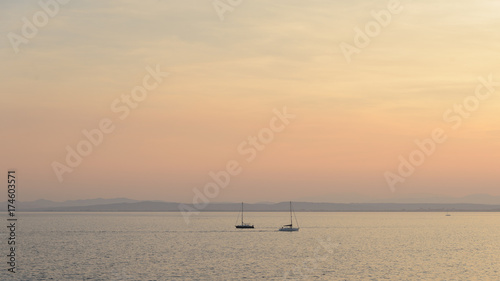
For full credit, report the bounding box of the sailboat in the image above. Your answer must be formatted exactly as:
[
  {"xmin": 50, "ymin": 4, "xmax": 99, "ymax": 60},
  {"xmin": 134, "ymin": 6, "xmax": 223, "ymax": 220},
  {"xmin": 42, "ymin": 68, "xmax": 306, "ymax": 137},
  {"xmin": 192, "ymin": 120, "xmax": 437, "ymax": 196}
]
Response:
[
  {"xmin": 279, "ymin": 201, "xmax": 299, "ymax": 231},
  {"xmin": 235, "ymin": 202, "xmax": 254, "ymax": 229}
]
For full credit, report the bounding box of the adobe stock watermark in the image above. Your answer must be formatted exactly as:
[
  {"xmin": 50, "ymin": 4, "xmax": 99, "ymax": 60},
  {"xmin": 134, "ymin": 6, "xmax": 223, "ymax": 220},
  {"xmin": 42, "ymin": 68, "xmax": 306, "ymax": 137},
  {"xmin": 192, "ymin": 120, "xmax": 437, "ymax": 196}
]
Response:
[
  {"xmin": 178, "ymin": 106, "xmax": 295, "ymax": 224},
  {"xmin": 7, "ymin": 0, "xmax": 71, "ymax": 54},
  {"xmin": 212, "ymin": 0, "xmax": 243, "ymax": 21},
  {"xmin": 339, "ymin": 0, "xmax": 404, "ymax": 63},
  {"xmin": 51, "ymin": 65, "xmax": 169, "ymax": 182},
  {"xmin": 283, "ymin": 237, "xmax": 340, "ymax": 280},
  {"xmin": 385, "ymin": 74, "xmax": 500, "ymax": 192}
]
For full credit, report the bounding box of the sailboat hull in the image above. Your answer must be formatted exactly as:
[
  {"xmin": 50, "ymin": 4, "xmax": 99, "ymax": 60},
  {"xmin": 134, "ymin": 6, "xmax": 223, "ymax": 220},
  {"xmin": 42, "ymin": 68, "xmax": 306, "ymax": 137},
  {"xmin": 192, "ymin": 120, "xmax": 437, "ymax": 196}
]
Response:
[
  {"xmin": 279, "ymin": 227, "xmax": 299, "ymax": 231},
  {"xmin": 235, "ymin": 225, "xmax": 254, "ymax": 229}
]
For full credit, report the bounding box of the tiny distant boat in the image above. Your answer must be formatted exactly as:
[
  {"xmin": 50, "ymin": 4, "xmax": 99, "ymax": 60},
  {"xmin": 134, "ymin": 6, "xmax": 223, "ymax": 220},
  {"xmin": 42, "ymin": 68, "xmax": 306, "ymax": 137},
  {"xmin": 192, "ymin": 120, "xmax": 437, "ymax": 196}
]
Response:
[
  {"xmin": 235, "ymin": 202, "xmax": 254, "ymax": 229},
  {"xmin": 446, "ymin": 213, "xmax": 451, "ymax": 216},
  {"xmin": 279, "ymin": 201, "xmax": 299, "ymax": 232}
]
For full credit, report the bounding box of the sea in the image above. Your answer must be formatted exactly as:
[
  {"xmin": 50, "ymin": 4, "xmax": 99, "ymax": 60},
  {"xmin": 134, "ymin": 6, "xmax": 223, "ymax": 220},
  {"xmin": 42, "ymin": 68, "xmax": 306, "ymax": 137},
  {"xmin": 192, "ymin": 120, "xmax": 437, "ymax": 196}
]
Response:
[{"xmin": 2, "ymin": 212, "xmax": 500, "ymax": 280}]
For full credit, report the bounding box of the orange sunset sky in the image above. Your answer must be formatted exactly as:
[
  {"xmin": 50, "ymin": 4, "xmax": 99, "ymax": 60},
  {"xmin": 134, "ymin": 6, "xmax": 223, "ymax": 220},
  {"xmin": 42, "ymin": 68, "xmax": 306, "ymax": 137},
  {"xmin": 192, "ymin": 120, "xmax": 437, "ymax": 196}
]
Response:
[{"xmin": 1, "ymin": 0, "xmax": 500, "ymax": 202}]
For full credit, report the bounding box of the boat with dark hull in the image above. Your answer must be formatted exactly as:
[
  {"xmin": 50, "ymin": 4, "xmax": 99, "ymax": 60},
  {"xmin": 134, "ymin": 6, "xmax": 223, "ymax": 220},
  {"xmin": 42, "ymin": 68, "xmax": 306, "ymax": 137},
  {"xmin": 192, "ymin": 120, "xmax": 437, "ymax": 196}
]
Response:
[{"xmin": 235, "ymin": 202, "xmax": 254, "ymax": 229}]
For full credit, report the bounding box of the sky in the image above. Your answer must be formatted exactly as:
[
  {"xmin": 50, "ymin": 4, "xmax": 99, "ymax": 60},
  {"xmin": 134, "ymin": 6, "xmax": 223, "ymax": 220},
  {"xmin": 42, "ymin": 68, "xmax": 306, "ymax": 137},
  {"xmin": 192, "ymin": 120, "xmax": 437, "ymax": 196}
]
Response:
[{"xmin": 1, "ymin": 0, "xmax": 500, "ymax": 203}]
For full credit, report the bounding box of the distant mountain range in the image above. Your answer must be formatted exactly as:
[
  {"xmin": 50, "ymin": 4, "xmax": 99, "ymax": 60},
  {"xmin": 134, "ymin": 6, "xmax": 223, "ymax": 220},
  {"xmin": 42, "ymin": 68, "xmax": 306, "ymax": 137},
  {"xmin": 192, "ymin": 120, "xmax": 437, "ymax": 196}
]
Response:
[
  {"xmin": 296, "ymin": 193, "xmax": 500, "ymax": 205},
  {"xmin": 2, "ymin": 194, "xmax": 500, "ymax": 212},
  {"xmin": 1, "ymin": 198, "xmax": 139, "ymax": 211}
]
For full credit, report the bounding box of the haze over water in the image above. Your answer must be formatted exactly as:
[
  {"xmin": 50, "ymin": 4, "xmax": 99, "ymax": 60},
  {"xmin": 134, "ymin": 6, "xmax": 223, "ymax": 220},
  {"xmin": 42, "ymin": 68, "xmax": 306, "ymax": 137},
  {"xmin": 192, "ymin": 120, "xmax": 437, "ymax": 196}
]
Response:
[{"xmin": 5, "ymin": 212, "xmax": 500, "ymax": 280}]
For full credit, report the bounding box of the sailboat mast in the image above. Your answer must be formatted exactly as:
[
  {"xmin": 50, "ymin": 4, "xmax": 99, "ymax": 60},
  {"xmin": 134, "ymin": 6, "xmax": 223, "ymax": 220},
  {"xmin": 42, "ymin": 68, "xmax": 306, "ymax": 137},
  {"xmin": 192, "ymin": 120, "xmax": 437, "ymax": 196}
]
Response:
[
  {"xmin": 289, "ymin": 201, "xmax": 292, "ymax": 226},
  {"xmin": 241, "ymin": 202, "xmax": 244, "ymax": 224}
]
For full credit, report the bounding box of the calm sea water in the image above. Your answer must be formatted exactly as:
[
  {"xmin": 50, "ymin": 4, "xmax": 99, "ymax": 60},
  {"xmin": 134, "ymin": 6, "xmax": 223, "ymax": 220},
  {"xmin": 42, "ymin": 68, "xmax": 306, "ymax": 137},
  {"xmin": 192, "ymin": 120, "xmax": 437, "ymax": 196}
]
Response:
[{"xmin": 2, "ymin": 212, "xmax": 500, "ymax": 280}]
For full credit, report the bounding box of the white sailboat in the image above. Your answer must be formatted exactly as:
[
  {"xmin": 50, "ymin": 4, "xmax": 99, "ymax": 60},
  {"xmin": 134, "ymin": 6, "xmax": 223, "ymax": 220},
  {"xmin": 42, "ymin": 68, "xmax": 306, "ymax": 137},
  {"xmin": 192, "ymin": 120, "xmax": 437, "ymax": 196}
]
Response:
[
  {"xmin": 235, "ymin": 202, "xmax": 254, "ymax": 229},
  {"xmin": 279, "ymin": 201, "xmax": 299, "ymax": 231}
]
